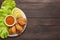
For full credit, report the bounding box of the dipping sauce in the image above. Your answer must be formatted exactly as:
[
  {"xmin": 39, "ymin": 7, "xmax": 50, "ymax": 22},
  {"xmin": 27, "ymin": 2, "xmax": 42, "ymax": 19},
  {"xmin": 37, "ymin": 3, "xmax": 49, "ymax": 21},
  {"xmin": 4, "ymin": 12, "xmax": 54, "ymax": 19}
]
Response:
[{"xmin": 6, "ymin": 16, "xmax": 14, "ymax": 25}]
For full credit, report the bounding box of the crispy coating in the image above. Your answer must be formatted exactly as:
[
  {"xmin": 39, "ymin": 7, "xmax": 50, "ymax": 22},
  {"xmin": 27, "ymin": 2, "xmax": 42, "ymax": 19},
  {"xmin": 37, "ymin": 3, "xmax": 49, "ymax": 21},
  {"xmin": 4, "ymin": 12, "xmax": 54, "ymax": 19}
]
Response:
[
  {"xmin": 18, "ymin": 17, "xmax": 27, "ymax": 25},
  {"xmin": 16, "ymin": 30, "xmax": 20, "ymax": 34},
  {"xmin": 9, "ymin": 28, "xmax": 12, "ymax": 35},
  {"xmin": 9, "ymin": 26, "xmax": 16, "ymax": 34},
  {"xmin": 11, "ymin": 26, "xmax": 16, "ymax": 34},
  {"xmin": 15, "ymin": 23, "xmax": 23, "ymax": 32}
]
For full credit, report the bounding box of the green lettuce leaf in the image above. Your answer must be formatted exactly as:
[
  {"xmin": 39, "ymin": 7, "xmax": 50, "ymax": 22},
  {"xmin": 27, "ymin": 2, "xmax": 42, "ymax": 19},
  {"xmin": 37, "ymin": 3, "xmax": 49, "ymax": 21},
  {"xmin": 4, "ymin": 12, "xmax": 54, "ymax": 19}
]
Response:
[{"xmin": 0, "ymin": 0, "xmax": 16, "ymax": 38}]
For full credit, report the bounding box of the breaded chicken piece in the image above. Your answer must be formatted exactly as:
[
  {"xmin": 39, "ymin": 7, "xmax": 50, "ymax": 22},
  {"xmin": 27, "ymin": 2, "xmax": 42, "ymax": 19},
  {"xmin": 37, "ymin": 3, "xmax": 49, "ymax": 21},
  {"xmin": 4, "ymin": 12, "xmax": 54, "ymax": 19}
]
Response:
[
  {"xmin": 17, "ymin": 17, "xmax": 27, "ymax": 25},
  {"xmin": 11, "ymin": 26, "xmax": 16, "ymax": 34},
  {"xmin": 15, "ymin": 23, "xmax": 23, "ymax": 32},
  {"xmin": 9, "ymin": 28, "xmax": 12, "ymax": 35}
]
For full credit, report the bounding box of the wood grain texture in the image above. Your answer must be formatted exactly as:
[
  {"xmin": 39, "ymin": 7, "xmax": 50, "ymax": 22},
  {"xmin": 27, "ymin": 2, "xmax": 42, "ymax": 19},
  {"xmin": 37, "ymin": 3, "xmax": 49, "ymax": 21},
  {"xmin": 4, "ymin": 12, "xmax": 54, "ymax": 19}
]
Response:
[{"xmin": 0, "ymin": 0, "xmax": 60, "ymax": 40}]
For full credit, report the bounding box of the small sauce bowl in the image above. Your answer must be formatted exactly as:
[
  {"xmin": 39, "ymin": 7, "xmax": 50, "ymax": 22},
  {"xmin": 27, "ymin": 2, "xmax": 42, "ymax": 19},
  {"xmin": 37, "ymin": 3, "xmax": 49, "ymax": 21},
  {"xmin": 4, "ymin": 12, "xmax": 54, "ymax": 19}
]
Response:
[{"xmin": 4, "ymin": 15, "xmax": 16, "ymax": 27}]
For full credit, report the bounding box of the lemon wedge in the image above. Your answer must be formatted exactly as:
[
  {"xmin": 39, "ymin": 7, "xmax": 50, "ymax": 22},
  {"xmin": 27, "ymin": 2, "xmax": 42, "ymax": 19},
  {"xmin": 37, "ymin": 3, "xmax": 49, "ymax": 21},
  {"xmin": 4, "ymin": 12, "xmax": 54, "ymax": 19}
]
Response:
[{"xmin": 12, "ymin": 7, "xmax": 23, "ymax": 18}]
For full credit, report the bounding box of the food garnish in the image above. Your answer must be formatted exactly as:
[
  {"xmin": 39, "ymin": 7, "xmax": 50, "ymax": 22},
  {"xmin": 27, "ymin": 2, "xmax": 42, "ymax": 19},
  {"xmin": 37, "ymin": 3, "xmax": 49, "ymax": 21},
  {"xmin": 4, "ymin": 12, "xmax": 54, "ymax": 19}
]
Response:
[
  {"xmin": 0, "ymin": 0, "xmax": 16, "ymax": 38},
  {"xmin": 12, "ymin": 7, "xmax": 23, "ymax": 18}
]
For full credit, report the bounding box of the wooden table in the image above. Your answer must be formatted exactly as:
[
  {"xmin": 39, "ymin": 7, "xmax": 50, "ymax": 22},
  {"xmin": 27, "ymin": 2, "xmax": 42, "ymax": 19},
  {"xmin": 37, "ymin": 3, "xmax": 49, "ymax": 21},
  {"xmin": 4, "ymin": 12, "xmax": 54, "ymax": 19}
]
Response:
[{"xmin": 0, "ymin": 0, "xmax": 60, "ymax": 40}]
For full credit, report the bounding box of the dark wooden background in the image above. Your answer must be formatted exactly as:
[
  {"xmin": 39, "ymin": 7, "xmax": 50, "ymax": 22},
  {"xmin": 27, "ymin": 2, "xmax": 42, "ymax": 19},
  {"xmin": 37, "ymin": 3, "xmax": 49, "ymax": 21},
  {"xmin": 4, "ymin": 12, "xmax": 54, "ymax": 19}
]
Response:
[{"xmin": 0, "ymin": 0, "xmax": 60, "ymax": 40}]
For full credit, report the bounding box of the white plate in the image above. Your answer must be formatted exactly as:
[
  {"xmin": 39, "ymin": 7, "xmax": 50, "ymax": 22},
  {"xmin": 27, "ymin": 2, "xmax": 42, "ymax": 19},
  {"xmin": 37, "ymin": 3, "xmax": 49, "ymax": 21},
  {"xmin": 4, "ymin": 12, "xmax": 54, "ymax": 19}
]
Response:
[{"xmin": 9, "ymin": 8, "xmax": 27, "ymax": 37}]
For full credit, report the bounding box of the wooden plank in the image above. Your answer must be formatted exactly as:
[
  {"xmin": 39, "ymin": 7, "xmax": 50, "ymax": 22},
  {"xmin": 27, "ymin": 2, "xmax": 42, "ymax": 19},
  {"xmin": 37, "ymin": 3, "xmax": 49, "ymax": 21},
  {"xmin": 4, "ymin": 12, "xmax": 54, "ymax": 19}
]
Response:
[
  {"xmin": 26, "ymin": 25, "xmax": 60, "ymax": 33},
  {"xmin": 15, "ymin": 2, "xmax": 60, "ymax": 17},
  {"xmin": 28, "ymin": 18, "xmax": 60, "ymax": 25},
  {"xmin": 15, "ymin": 0, "xmax": 49, "ymax": 3},
  {"xmin": 24, "ymin": 9, "xmax": 60, "ymax": 17},
  {"xmin": 15, "ymin": 0, "xmax": 60, "ymax": 3},
  {"xmin": 16, "ymin": 1, "xmax": 60, "ymax": 10}
]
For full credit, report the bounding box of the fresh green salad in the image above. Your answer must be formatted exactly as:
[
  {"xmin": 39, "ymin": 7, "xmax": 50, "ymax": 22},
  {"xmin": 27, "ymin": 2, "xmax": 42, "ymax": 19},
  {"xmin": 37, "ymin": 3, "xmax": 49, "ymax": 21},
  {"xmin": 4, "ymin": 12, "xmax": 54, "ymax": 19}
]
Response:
[{"xmin": 0, "ymin": 0, "xmax": 16, "ymax": 38}]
